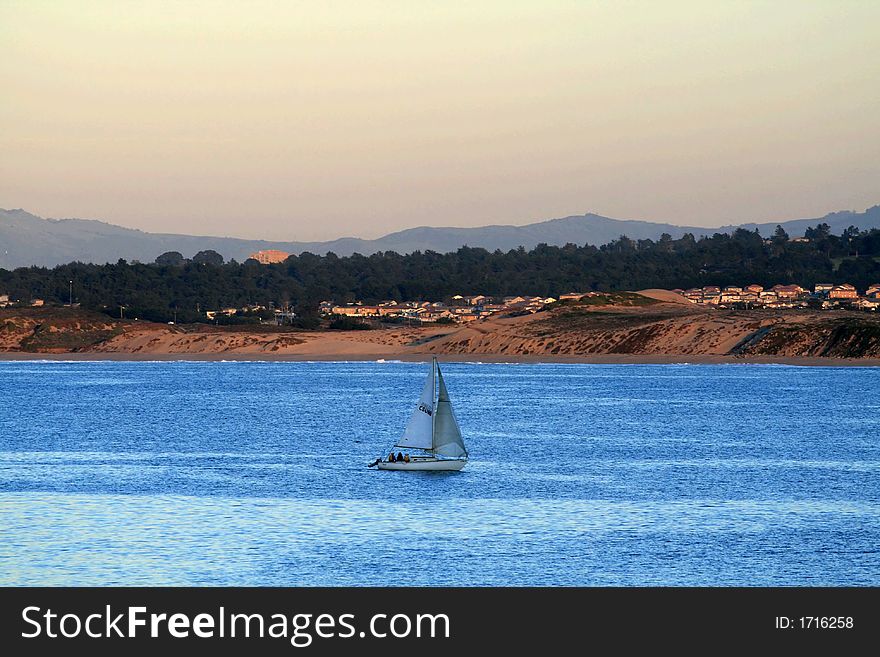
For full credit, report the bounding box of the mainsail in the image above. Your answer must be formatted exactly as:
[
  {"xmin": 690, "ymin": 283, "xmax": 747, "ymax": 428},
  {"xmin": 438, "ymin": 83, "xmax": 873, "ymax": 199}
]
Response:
[
  {"xmin": 432, "ymin": 366, "xmax": 468, "ymax": 458},
  {"xmin": 395, "ymin": 360, "xmax": 435, "ymax": 450},
  {"xmin": 393, "ymin": 358, "xmax": 468, "ymax": 458}
]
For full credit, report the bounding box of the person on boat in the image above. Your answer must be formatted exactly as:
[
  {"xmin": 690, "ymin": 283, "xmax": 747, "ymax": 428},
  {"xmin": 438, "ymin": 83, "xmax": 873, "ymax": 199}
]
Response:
[
  {"xmin": 397, "ymin": 452, "xmax": 404, "ymax": 462},
  {"xmin": 403, "ymin": 454, "xmax": 411, "ymax": 463},
  {"xmin": 388, "ymin": 453, "xmax": 395, "ymax": 463}
]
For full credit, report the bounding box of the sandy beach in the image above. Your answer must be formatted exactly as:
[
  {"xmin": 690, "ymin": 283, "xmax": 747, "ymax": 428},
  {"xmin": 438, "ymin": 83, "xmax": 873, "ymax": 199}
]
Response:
[{"xmin": 3, "ymin": 351, "xmax": 880, "ymax": 366}]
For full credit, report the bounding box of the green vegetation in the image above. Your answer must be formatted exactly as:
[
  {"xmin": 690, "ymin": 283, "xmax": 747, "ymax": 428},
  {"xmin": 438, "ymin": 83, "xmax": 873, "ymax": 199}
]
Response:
[
  {"xmin": 327, "ymin": 315, "xmax": 373, "ymax": 330},
  {"xmin": 19, "ymin": 326, "xmax": 122, "ymax": 352},
  {"xmin": 5, "ymin": 309, "xmax": 125, "ymax": 351},
  {"xmin": 831, "ymin": 255, "xmax": 880, "ymax": 271},
  {"xmin": 210, "ymin": 309, "xmax": 275, "ymax": 325},
  {"xmin": 559, "ymin": 292, "xmax": 659, "ymax": 307},
  {"xmin": 741, "ymin": 319, "xmax": 880, "ymax": 358},
  {"xmin": 2, "ymin": 224, "xmax": 880, "ymax": 323}
]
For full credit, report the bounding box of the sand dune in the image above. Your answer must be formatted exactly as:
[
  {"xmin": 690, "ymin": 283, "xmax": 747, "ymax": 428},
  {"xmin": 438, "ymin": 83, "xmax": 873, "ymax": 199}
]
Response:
[
  {"xmin": 3, "ymin": 301, "xmax": 880, "ymax": 362},
  {"xmin": 636, "ymin": 288, "xmax": 691, "ymax": 304}
]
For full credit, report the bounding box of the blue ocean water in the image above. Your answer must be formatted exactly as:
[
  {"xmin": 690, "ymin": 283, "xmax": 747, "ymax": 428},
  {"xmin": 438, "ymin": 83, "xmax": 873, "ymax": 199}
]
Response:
[{"xmin": 1, "ymin": 360, "xmax": 878, "ymax": 586}]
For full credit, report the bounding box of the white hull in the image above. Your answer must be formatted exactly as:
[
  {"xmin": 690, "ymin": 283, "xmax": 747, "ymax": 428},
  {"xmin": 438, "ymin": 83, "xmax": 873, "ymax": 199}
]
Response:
[{"xmin": 377, "ymin": 458, "xmax": 466, "ymax": 471}]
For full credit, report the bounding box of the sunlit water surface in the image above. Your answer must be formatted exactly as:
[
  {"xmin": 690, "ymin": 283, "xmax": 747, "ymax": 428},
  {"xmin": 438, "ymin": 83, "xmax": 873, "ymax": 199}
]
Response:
[{"xmin": 1, "ymin": 360, "xmax": 878, "ymax": 585}]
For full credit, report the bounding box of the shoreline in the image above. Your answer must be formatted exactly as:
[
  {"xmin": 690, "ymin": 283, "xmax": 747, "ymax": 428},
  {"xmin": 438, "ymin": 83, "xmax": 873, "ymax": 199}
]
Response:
[
  {"xmin": 2, "ymin": 351, "xmax": 879, "ymax": 366},
  {"xmin": 4, "ymin": 305, "xmax": 880, "ymax": 366}
]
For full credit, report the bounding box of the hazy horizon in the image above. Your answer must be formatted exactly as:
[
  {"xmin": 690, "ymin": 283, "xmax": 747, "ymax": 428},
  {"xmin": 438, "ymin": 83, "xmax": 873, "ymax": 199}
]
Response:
[
  {"xmin": 4, "ymin": 203, "xmax": 880, "ymax": 244},
  {"xmin": 2, "ymin": 1, "xmax": 878, "ymax": 241}
]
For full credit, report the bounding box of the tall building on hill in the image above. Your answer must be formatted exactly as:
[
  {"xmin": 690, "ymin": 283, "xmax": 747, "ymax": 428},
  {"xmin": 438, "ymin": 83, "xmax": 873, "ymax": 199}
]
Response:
[{"xmin": 248, "ymin": 249, "xmax": 290, "ymax": 264}]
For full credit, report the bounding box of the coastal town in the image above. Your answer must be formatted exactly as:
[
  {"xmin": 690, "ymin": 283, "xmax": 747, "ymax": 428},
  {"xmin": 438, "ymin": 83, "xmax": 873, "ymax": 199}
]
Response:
[
  {"xmin": 2, "ymin": 282, "xmax": 880, "ymax": 326},
  {"xmin": 319, "ymin": 282, "xmax": 880, "ymax": 324},
  {"xmin": 320, "ymin": 294, "xmax": 558, "ymax": 324},
  {"xmin": 679, "ymin": 283, "xmax": 880, "ymax": 310}
]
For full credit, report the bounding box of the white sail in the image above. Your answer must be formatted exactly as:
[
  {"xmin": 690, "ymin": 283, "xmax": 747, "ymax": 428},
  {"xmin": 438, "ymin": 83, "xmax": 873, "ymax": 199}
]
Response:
[
  {"xmin": 395, "ymin": 360, "xmax": 435, "ymax": 450},
  {"xmin": 432, "ymin": 366, "xmax": 468, "ymax": 458}
]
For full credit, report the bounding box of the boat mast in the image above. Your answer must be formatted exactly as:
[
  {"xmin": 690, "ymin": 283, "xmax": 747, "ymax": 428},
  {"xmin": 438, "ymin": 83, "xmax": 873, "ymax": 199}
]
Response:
[{"xmin": 430, "ymin": 357, "xmax": 437, "ymax": 452}]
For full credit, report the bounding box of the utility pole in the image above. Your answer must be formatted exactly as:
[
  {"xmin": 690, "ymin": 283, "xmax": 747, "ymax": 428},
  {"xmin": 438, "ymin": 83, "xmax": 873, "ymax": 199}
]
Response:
[{"xmin": 69, "ymin": 280, "xmax": 73, "ymax": 306}]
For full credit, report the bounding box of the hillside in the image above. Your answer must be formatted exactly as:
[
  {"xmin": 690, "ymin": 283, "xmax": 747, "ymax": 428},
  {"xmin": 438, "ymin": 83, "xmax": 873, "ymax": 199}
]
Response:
[
  {"xmin": 417, "ymin": 303, "xmax": 880, "ymax": 359},
  {"xmin": 3, "ymin": 303, "xmax": 880, "ymax": 362},
  {"xmin": 2, "ymin": 205, "xmax": 879, "ymax": 269}
]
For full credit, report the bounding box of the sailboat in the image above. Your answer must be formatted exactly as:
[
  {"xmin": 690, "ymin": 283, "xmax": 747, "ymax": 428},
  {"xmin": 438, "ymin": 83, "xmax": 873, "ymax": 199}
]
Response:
[{"xmin": 371, "ymin": 357, "xmax": 469, "ymax": 471}]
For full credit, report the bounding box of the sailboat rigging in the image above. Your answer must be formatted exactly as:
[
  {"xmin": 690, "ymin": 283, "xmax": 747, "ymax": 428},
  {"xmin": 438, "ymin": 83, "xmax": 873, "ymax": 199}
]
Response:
[{"xmin": 369, "ymin": 357, "xmax": 468, "ymax": 471}]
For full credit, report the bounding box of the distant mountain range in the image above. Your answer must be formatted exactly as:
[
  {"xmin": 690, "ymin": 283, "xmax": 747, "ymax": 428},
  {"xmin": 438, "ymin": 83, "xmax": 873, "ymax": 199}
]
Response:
[{"xmin": 2, "ymin": 205, "xmax": 879, "ymax": 269}]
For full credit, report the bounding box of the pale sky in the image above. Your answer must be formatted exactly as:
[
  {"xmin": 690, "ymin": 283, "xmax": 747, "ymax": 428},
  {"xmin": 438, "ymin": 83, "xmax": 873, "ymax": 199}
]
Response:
[{"xmin": 1, "ymin": 1, "xmax": 878, "ymax": 241}]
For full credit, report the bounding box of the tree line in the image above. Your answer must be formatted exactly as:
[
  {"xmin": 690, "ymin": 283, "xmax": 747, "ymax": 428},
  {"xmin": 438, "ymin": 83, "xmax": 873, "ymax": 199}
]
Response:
[{"xmin": 2, "ymin": 223, "xmax": 880, "ymax": 324}]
